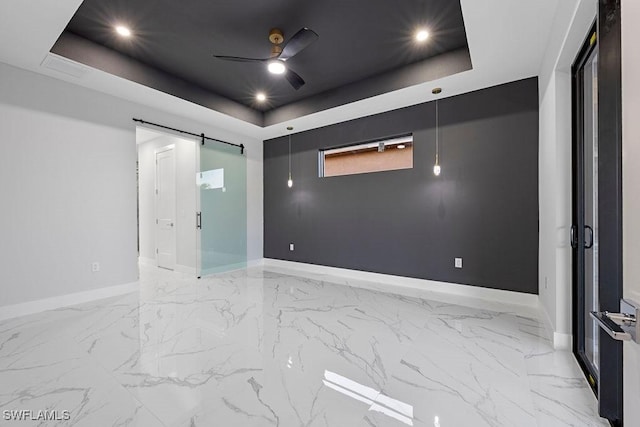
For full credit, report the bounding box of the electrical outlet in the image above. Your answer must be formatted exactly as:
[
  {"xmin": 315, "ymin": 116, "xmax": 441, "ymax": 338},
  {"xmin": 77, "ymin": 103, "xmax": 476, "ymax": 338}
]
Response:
[
  {"xmin": 454, "ymin": 258, "xmax": 463, "ymax": 269},
  {"xmin": 91, "ymin": 262, "xmax": 100, "ymax": 272},
  {"xmin": 289, "ymin": 243, "xmax": 294, "ymax": 251}
]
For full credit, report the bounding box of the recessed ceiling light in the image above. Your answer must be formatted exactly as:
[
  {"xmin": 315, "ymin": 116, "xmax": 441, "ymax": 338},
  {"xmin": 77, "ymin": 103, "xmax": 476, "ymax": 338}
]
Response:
[
  {"xmin": 397, "ymin": 144, "xmax": 406, "ymax": 149},
  {"xmin": 415, "ymin": 29, "xmax": 429, "ymax": 42},
  {"xmin": 256, "ymin": 92, "xmax": 267, "ymax": 102},
  {"xmin": 115, "ymin": 25, "xmax": 132, "ymax": 37},
  {"xmin": 267, "ymin": 60, "xmax": 286, "ymax": 75}
]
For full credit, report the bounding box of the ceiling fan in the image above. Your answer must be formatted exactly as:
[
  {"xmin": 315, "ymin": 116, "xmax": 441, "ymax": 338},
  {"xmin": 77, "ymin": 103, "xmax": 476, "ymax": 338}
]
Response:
[{"xmin": 213, "ymin": 28, "xmax": 318, "ymax": 90}]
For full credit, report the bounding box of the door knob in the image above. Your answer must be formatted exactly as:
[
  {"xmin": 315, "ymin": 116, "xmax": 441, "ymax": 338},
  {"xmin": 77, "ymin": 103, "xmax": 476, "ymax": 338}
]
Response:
[
  {"xmin": 170, "ymin": 222, "xmax": 174, "ymax": 227},
  {"xmin": 591, "ymin": 299, "xmax": 640, "ymax": 342}
]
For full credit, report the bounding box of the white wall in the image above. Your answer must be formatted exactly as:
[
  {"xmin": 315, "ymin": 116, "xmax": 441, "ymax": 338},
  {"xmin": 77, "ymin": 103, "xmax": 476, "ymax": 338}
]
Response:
[
  {"xmin": 622, "ymin": 0, "xmax": 640, "ymax": 423},
  {"xmin": 538, "ymin": 0, "xmax": 596, "ymax": 348},
  {"xmin": 245, "ymin": 129, "xmax": 263, "ymax": 264},
  {"xmin": 0, "ymin": 62, "xmax": 263, "ymax": 308},
  {"xmin": 539, "ymin": 74, "xmax": 559, "ymax": 333},
  {"xmin": 137, "ymin": 134, "xmax": 198, "ymax": 272}
]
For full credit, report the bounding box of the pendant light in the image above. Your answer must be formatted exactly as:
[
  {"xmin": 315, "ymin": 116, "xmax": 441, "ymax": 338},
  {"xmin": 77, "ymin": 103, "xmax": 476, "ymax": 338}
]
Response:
[
  {"xmin": 432, "ymin": 87, "xmax": 442, "ymax": 176},
  {"xmin": 287, "ymin": 126, "xmax": 294, "ymax": 188}
]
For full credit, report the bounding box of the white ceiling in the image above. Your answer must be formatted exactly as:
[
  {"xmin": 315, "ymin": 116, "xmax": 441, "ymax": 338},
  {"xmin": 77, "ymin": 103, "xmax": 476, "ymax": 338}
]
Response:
[{"xmin": 0, "ymin": 0, "xmax": 562, "ymax": 141}]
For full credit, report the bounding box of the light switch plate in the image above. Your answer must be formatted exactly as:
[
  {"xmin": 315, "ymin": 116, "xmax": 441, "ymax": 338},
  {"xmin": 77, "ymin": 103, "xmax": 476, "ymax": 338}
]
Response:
[
  {"xmin": 455, "ymin": 258, "xmax": 463, "ymax": 269},
  {"xmin": 289, "ymin": 243, "xmax": 294, "ymax": 251}
]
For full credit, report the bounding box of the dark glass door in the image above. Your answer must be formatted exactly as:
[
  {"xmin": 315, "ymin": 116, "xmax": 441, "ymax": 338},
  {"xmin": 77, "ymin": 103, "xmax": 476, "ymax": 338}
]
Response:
[
  {"xmin": 573, "ymin": 27, "xmax": 600, "ymax": 388},
  {"xmin": 572, "ymin": 1, "xmax": 623, "ymax": 424}
]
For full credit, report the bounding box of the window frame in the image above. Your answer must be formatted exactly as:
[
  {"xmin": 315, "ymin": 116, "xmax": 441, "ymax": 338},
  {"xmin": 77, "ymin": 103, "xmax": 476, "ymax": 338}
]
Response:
[{"xmin": 318, "ymin": 133, "xmax": 414, "ymax": 178}]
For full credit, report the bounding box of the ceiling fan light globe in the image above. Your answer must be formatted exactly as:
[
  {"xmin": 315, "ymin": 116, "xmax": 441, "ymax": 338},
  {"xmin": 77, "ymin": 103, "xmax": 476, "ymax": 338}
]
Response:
[{"xmin": 268, "ymin": 60, "xmax": 286, "ymax": 75}]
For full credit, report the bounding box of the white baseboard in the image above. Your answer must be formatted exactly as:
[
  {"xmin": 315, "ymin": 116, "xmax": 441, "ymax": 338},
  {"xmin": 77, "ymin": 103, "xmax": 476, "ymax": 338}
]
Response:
[
  {"xmin": 247, "ymin": 258, "xmax": 265, "ymax": 268},
  {"xmin": 532, "ymin": 292, "xmax": 572, "ymax": 350},
  {"xmin": 0, "ymin": 281, "xmax": 139, "ymax": 322},
  {"xmin": 539, "ymin": 302, "xmax": 556, "ymax": 345},
  {"xmin": 553, "ymin": 332, "xmax": 572, "ymax": 350},
  {"xmin": 138, "ymin": 256, "xmax": 157, "ymax": 267},
  {"xmin": 262, "ymin": 259, "xmax": 539, "ymax": 308}
]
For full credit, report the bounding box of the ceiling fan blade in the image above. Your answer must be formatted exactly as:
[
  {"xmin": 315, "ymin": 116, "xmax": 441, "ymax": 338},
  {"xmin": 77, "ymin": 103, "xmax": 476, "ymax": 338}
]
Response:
[
  {"xmin": 213, "ymin": 55, "xmax": 269, "ymax": 63},
  {"xmin": 279, "ymin": 28, "xmax": 319, "ymax": 61},
  {"xmin": 285, "ymin": 68, "xmax": 305, "ymax": 90}
]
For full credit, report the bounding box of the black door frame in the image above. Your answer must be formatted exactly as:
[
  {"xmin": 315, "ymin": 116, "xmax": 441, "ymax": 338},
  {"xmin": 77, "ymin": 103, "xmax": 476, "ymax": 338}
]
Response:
[
  {"xmin": 571, "ymin": 21, "xmax": 598, "ymax": 391},
  {"xmin": 595, "ymin": 1, "xmax": 623, "ymax": 423},
  {"xmin": 571, "ymin": 1, "xmax": 623, "ymax": 425}
]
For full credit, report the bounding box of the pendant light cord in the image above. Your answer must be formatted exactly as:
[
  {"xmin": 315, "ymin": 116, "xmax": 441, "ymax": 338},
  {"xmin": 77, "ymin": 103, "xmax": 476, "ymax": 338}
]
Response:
[
  {"xmin": 288, "ymin": 134, "xmax": 292, "ymax": 179},
  {"xmin": 435, "ymin": 99, "xmax": 439, "ymax": 165}
]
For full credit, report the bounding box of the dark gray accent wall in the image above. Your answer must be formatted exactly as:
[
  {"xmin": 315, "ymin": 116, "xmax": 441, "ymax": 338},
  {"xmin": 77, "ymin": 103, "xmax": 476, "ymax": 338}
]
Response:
[{"xmin": 264, "ymin": 77, "xmax": 539, "ymax": 294}]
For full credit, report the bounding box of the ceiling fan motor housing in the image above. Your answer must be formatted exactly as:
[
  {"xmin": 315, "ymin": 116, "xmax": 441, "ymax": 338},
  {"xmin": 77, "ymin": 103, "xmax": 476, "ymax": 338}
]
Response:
[
  {"xmin": 269, "ymin": 28, "xmax": 284, "ymax": 44},
  {"xmin": 269, "ymin": 28, "xmax": 284, "ymax": 57}
]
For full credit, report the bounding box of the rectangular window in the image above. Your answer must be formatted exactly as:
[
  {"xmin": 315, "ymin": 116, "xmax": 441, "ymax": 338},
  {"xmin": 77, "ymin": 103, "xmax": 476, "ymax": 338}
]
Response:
[{"xmin": 319, "ymin": 134, "xmax": 413, "ymax": 177}]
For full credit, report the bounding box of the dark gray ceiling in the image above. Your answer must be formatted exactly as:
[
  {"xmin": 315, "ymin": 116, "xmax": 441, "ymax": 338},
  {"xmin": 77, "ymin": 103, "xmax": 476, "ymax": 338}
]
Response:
[{"xmin": 53, "ymin": 0, "xmax": 470, "ymax": 125}]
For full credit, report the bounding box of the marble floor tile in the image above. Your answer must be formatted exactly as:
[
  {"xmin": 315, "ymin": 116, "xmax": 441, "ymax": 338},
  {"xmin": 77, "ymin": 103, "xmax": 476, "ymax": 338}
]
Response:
[
  {"xmin": 0, "ymin": 266, "xmax": 609, "ymax": 427},
  {"xmin": 0, "ymin": 327, "xmax": 163, "ymax": 427}
]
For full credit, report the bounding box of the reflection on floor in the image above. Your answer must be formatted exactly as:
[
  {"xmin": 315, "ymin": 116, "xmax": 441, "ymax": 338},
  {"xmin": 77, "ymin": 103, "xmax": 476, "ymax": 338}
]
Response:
[{"xmin": 0, "ymin": 266, "xmax": 609, "ymax": 426}]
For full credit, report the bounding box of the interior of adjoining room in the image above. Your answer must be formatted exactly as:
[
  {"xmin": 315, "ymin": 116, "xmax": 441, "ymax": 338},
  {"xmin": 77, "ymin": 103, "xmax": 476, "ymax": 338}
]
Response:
[
  {"xmin": 136, "ymin": 127, "xmax": 198, "ymax": 274},
  {"xmin": 136, "ymin": 125, "xmax": 249, "ymax": 277}
]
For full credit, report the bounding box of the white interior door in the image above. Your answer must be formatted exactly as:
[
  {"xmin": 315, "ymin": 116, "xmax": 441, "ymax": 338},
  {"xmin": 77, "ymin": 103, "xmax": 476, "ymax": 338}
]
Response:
[
  {"xmin": 156, "ymin": 146, "xmax": 176, "ymax": 270},
  {"xmin": 622, "ymin": 1, "xmax": 640, "ymax": 424}
]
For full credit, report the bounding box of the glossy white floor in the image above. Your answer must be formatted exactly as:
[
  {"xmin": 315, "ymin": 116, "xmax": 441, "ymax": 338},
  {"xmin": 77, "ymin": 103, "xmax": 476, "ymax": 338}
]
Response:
[{"xmin": 0, "ymin": 265, "xmax": 609, "ymax": 427}]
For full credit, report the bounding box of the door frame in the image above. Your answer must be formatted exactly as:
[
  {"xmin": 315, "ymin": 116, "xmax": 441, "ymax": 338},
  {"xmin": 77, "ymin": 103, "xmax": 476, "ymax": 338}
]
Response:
[
  {"xmin": 571, "ymin": 21, "xmax": 599, "ymax": 393},
  {"xmin": 595, "ymin": 0, "xmax": 623, "ymax": 423},
  {"xmin": 571, "ymin": 1, "xmax": 624, "ymax": 424},
  {"xmin": 155, "ymin": 144, "xmax": 177, "ymax": 270}
]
